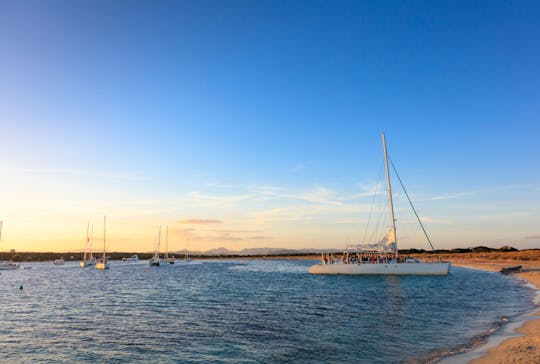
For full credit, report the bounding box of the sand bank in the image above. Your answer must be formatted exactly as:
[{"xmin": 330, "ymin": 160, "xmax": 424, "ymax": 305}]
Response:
[{"xmin": 445, "ymin": 259, "xmax": 540, "ymax": 364}]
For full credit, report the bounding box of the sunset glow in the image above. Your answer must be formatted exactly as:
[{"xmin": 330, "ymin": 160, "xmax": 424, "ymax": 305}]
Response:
[{"xmin": 1, "ymin": 1, "xmax": 538, "ymax": 252}]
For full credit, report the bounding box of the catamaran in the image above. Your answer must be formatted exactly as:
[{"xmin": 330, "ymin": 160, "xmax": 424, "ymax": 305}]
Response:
[
  {"xmin": 309, "ymin": 133, "xmax": 450, "ymax": 275},
  {"xmin": 80, "ymin": 222, "xmax": 96, "ymax": 267},
  {"xmin": 95, "ymin": 216, "xmax": 110, "ymax": 270}
]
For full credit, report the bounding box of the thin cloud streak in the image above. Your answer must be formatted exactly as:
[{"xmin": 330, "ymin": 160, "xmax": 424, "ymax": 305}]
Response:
[
  {"xmin": 1, "ymin": 166, "xmax": 150, "ymax": 182},
  {"xmin": 177, "ymin": 219, "xmax": 223, "ymax": 225}
]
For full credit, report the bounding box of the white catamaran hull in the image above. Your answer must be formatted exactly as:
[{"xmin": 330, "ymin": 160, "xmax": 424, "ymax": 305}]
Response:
[{"xmin": 309, "ymin": 262, "xmax": 450, "ymax": 275}]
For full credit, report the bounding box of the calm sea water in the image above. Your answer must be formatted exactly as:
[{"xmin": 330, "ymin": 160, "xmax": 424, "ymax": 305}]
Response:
[{"xmin": 0, "ymin": 260, "xmax": 535, "ymax": 363}]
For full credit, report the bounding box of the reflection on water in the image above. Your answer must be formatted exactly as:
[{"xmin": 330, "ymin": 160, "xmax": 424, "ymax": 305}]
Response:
[{"xmin": 0, "ymin": 260, "xmax": 534, "ymax": 363}]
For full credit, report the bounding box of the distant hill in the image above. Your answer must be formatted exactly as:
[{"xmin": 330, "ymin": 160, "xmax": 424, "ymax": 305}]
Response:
[{"xmin": 171, "ymin": 247, "xmax": 343, "ymax": 256}]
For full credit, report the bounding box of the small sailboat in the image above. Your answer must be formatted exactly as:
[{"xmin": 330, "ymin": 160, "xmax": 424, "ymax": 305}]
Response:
[
  {"xmin": 149, "ymin": 226, "xmax": 164, "ymax": 266},
  {"xmin": 53, "ymin": 258, "xmax": 65, "ymax": 265},
  {"xmin": 122, "ymin": 255, "xmax": 139, "ymax": 262},
  {"xmin": 95, "ymin": 216, "xmax": 110, "ymax": 270},
  {"xmin": 0, "ymin": 220, "xmax": 19, "ymax": 270},
  {"xmin": 309, "ymin": 133, "xmax": 450, "ymax": 275},
  {"xmin": 176, "ymin": 233, "xmax": 193, "ymax": 265},
  {"xmin": 80, "ymin": 222, "xmax": 96, "ymax": 267},
  {"xmin": 183, "ymin": 235, "xmax": 192, "ymax": 263},
  {"xmin": 165, "ymin": 225, "xmax": 174, "ymax": 264}
]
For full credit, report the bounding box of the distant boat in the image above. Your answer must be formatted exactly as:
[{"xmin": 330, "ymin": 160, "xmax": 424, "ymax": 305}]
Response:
[
  {"xmin": 164, "ymin": 225, "xmax": 174, "ymax": 264},
  {"xmin": 500, "ymin": 265, "xmax": 522, "ymax": 274},
  {"xmin": 53, "ymin": 258, "xmax": 65, "ymax": 266},
  {"xmin": 178, "ymin": 234, "xmax": 193, "ymax": 264},
  {"xmin": 0, "ymin": 221, "xmax": 19, "ymax": 270},
  {"xmin": 309, "ymin": 133, "xmax": 450, "ymax": 275},
  {"xmin": 122, "ymin": 255, "xmax": 139, "ymax": 262},
  {"xmin": 80, "ymin": 222, "xmax": 96, "ymax": 267},
  {"xmin": 95, "ymin": 216, "xmax": 110, "ymax": 270},
  {"xmin": 149, "ymin": 226, "xmax": 165, "ymax": 267},
  {"xmin": 0, "ymin": 261, "xmax": 19, "ymax": 270}
]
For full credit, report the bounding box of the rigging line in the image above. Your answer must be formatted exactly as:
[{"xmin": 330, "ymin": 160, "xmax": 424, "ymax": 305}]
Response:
[
  {"xmin": 371, "ymin": 181, "xmax": 385, "ymax": 244},
  {"xmin": 389, "ymin": 157, "xmax": 436, "ymax": 252},
  {"xmin": 361, "ymin": 158, "xmax": 384, "ymax": 244}
]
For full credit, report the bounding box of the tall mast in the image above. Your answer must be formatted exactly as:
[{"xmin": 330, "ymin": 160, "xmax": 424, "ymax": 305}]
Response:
[
  {"xmin": 84, "ymin": 221, "xmax": 89, "ymax": 261},
  {"xmin": 0, "ymin": 220, "xmax": 3, "ymax": 240},
  {"xmin": 103, "ymin": 216, "xmax": 106, "ymax": 260},
  {"xmin": 90, "ymin": 224, "xmax": 93, "ymax": 260},
  {"xmin": 157, "ymin": 226, "xmax": 161, "ymax": 259},
  {"xmin": 165, "ymin": 225, "xmax": 169, "ymax": 260},
  {"xmin": 382, "ymin": 132, "xmax": 397, "ymax": 253}
]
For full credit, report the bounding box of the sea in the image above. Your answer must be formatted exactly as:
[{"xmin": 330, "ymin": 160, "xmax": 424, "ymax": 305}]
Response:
[{"xmin": 0, "ymin": 259, "xmax": 535, "ymax": 363}]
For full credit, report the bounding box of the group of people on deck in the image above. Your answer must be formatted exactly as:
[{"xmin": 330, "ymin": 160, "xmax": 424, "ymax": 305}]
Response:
[{"xmin": 321, "ymin": 252, "xmax": 418, "ymax": 265}]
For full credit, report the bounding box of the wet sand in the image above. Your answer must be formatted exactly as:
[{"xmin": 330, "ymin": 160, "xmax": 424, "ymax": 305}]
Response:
[{"xmin": 449, "ymin": 258, "xmax": 540, "ymax": 364}]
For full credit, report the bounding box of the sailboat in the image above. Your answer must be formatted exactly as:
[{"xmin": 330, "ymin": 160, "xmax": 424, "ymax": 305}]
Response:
[
  {"xmin": 184, "ymin": 235, "xmax": 192, "ymax": 262},
  {"xmin": 165, "ymin": 225, "xmax": 174, "ymax": 264},
  {"xmin": 95, "ymin": 216, "xmax": 110, "ymax": 270},
  {"xmin": 79, "ymin": 222, "xmax": 96, "ymax": 267},
  {"xmin": 309, "ymin": 133, "xmax": 450, "ymax": 275},
  {"xmin": 0, "ymin": 220, "xmax": 19, "ymax": 270},
  {"xmin": 53, "ymin": 258, "xmax": 65, "ymax": 265},
  {"xmin": 176, "ymin": 233, "xmax": 193, "ymax": 265},
  {"xmin": 149, "ymin": 226, "xmax": 164, "ymax": 266}
]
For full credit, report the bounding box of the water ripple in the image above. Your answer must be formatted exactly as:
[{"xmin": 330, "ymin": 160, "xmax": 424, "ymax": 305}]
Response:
[{"xmin": 0, "ymin": 260, "xmax": 535, "ymax": 363}]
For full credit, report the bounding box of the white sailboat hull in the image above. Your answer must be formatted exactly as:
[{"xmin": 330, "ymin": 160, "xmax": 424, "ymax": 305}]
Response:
[
  {"xmin": 79, "ymin": 260, "xmax": 96, "ymax": 267},
  {"xmin": 0, "ymin": 262, "xmax": 19, "ymax": 270},
  {"xmin": 95, "ymin": 261, "xmax": 110, "ymax": 269},
  {"xmin": 309, "ymin": 262, "xmax": 451, "ymax": 275}
]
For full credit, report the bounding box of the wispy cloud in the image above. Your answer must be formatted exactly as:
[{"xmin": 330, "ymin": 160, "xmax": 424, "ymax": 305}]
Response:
[
  {"xmin": 524, "ymin": 235, "xmax": 540, "ymax": 240},
  {"xmin": 290, "ymin": 162, "xmax": 310, "ymax": 173},
  {"xmin": 417, "ymin": 216, "xmax": 453, "ymax": 225},
  {"xmin": 177, "ymin": 219, "xmax": 223, "ymax": 224},
  {"xmin": 247, "ymin": 236, "xmax": 273, "ymax": 240},
  {"xmin": 187, "ymin": 192, "xmax": 251, "ymax": 207},
  {"xmin": 353, "ymin": 182, "xmax": 384, "ymax": 198},
  {"xmin": 296, "ymin": 187, "xmax": 343, "ymax": 206},
  {"xmin": 428, "ymin": 191, "xmax": 477, "ymax": 201},
  {"xmin": 479, "ymin": 212, "xmax": 531, "ymax": 221},
  {"xmin": 425, "ymin": 184, "xmax": 533, "ymax": 202},
  {"xmin": 2, "ymin": 166, "xmax": 149, "ymax": 181}
]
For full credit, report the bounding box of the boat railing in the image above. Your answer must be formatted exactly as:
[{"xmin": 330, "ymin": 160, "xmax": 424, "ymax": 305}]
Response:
[{"xmin": 320, "ymin": 253, "xmax": 426, "ymax": 265}]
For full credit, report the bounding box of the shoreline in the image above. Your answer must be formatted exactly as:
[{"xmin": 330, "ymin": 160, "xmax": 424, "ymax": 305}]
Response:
[{"xmin": 439, "ymin": 259, "xmax": 540, "ymax": 364}]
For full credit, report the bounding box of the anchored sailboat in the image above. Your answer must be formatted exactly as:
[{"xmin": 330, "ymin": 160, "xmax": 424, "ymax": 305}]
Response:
[
  {"xmin": 0, "ymin": 220, "xmax": 19, "ymax": 270},
  {"xmin": 149, "ymin": 226, "xmax": 164, "ymax": 266},
  {"xmin": 95, "ymin": 216, "xmax": 110, "ymax": 270},
  {"xmin": 165, "ymin": 225, "xmax": 174, "ymax": 264},
  {"xmin": 309, "ymin": 133, "xmax": 450, "ymax": 275},
  {"xmin": 80, "ymin": 222, "xmax": 96, "ymax": 267}
]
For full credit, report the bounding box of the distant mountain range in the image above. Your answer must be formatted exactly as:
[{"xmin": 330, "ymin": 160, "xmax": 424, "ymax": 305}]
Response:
[{"xmin": 172, "ymin": 247, "xmax": 342, "ymax": 256}]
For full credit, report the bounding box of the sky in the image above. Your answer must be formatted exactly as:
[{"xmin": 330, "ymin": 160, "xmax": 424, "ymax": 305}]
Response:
[{"xmin": 0, "ymin": 0, "xmax": 539, "ymax": 252}]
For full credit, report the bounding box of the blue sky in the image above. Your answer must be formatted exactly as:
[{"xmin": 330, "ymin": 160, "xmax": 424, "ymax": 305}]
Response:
[{"xmin": 0, "ymin": 0, "xmax": 539, "ymax": 252}]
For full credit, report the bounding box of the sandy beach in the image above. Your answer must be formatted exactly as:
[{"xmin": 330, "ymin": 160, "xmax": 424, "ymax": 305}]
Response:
[{"xmin": 448, "ymin": 258, "xmax": 540, "ymax": 364}]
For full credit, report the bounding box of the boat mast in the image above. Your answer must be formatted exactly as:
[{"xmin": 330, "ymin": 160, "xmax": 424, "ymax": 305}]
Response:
[
  {"xmin": 90, "ymin": 224, "xmax": 94, "ymax": 261},
  {"xmin": 157, "ymin": 225, "xmax": 161, "ymax": 260},
  {"xmin": 165, "ymin": 225, "xmax": 169, "ymax": 260},
  {"xmin": 382, "ymin": 132, "xmax": 397, "ymax": 254},
  {"xmin": 103, "ymin": 216, "xmax": 106, "ymax": 261},
  {"xmin": 84, "ymin": 221, "xmax": 89, "ymax": 261}
]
